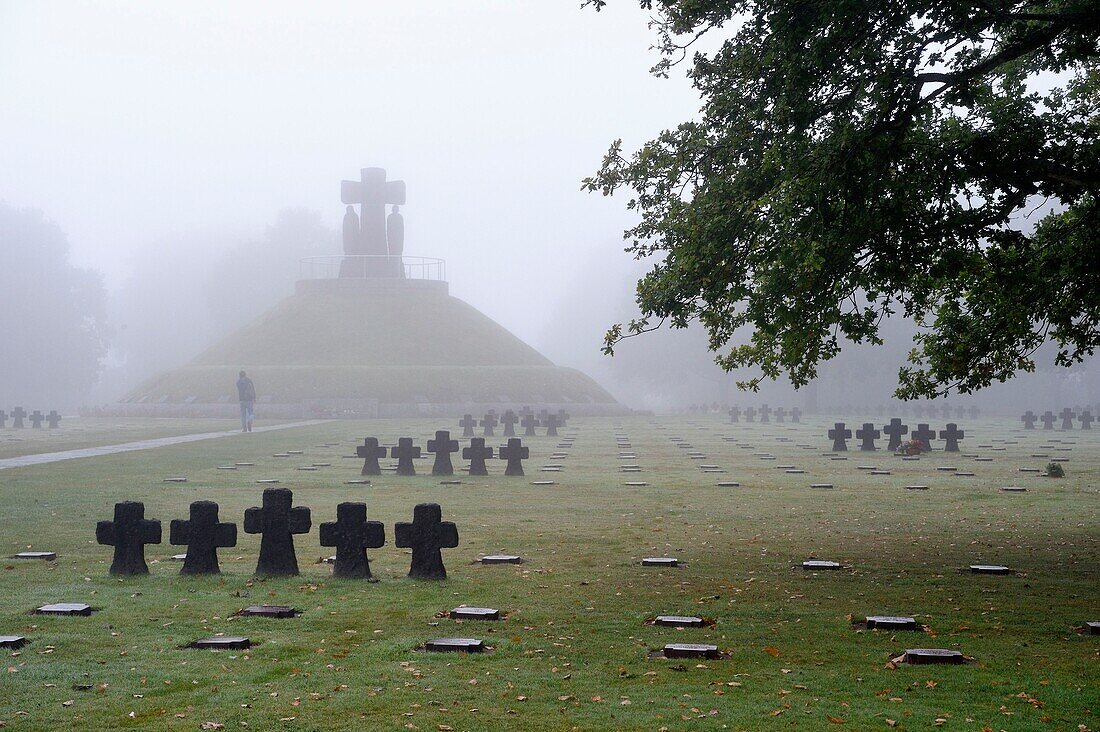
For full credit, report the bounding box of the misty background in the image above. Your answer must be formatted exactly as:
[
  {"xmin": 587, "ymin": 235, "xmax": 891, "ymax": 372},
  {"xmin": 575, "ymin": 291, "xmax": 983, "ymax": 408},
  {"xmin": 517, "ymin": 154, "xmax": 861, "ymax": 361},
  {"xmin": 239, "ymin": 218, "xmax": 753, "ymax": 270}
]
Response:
[{"xmin": 1, "ymin": 1, "xmax": 1096, "ymax": 414}]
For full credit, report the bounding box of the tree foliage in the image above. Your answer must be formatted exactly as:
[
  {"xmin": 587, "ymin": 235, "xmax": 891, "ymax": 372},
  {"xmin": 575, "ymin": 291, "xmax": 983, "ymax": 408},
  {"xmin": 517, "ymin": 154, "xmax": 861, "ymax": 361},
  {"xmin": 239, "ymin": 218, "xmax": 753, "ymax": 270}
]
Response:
[
  {"xmin": 585, "ymin": 0, "xmax": 1100, "ymax": 398},
  {"xmin": 0, "ymin": 203, "xmax": 110, "ymax": 406}
]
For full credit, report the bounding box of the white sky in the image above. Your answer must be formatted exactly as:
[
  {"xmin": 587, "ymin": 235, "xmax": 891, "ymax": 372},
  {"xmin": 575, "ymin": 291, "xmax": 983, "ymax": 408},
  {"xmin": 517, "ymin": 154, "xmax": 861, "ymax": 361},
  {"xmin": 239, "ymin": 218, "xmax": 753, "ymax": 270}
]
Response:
[{"xmin": 0, "ymin": 1, "xmax": 703, "ymax": 369}]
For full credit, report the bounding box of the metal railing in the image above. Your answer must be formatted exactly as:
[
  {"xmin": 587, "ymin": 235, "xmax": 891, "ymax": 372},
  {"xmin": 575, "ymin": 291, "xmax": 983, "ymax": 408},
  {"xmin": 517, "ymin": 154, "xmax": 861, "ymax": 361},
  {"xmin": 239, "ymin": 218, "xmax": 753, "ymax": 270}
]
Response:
[{"xmin": 299, "ymin": 255, "xmax": 446, "ymax": 281}]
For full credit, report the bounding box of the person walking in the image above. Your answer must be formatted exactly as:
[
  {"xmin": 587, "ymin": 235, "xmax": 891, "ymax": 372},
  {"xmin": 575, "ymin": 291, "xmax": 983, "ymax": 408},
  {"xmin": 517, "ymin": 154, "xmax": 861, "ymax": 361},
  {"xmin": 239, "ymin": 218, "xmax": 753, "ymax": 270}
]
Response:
[{"xmin": 237, "ymin": 370, "xmax": 256, "ymax": 432}]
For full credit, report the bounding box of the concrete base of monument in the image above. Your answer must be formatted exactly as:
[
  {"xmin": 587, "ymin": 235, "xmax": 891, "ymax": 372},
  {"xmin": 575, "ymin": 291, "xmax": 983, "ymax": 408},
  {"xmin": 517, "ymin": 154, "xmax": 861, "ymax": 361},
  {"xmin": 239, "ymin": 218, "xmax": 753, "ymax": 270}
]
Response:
[{"xmin": 115, "ymin": 276, "xmax": 627, "ymax": 417}]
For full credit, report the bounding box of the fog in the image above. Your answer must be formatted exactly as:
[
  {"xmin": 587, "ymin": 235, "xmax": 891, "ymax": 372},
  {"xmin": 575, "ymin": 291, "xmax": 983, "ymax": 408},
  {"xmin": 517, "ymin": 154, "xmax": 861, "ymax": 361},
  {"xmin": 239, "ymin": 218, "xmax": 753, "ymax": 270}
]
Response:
[{"xmin": 1, "ymin": 2, "xmax": 1095, "ymax": 414}]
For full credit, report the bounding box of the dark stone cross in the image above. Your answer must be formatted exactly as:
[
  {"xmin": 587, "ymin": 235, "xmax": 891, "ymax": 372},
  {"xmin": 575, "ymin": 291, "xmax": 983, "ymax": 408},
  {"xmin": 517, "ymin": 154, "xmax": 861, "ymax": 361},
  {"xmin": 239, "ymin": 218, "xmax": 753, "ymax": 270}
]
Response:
[
  {"xmin": 521, "ymin": 413, "xmax": 539, "ymax": 436},
  {"xmin": 519, "ymin": 405, "xmax": 533, "ymax": 419},
  {"xmin": 319, "ymin": 502, "xmax": 385, "ymax": 579},
  {"xmin": 1059, "ymin": 407, "xmax": 1076, "ymax": 429},
  {"xmin": 1021, "ymin": 410, "xmax": 1038, "ymax": 429},
  {"xmin": 500, "ymin": 410, "xmax": 519, "ymax": 437},
  {"xmin": 480, "ymin": 412, "xmax": 498, "ymax": 437},
  {"xmin": 828, "ymin": 422, "xmax": 852, "ymax": 451},
  {"xmin": 45, "ymin": 410, "xmax": 61, "ymax": 428},
  {"xmin": 728, "ymin": 406, "xmax": 740, "ymax": 423},
  {"xmin": 10, "ymin": 406, "xmax": 26, "ymax": 428},
  {"xmin": 340, "ymin": 167, "xmax": 406, "ymax": 276},
  {"xmin": 774, "ymin": 407, "xmax": 787, "ymax": 423},
  {"xmin": 912, "ymin": 423, "xmax": 936, "ymax": 451},
  {"xmin": 463, "ymin": 437, "xmax": 494, "ymax": 476},
  {"xmin": 1080, "ymin": 410, "xmax": 1094, "ymax": 430},
  {"xmin": 883, "ymin": 418, "xmax": 909, "ymax": 452},
  {"xmin": 544, "ymin": 413, "xmax": 561, "ymax": 437},
  {"xmin": 428, "ymin": 430, "xmax": 459, "ymax": 476},
  {"xmin": 538, "ymin": 408, "xmax": 550, "ymax": 424},
  {"xmin": 500, "ymin": 437, "xmax": 529, "ymax": 476},
  {"xmin": 556, "ymin": 409, "xmax": 570, "ymax": 428},
  {"xmin": 744, "ymin": 407, "xmax": 757, "ymax": 423},
  {"xmin": 243, "ymin": 488, "xmax": 311, "ymax": 577},
  {"xmin": 0, "ymin": 409, "xmax": 6, "ymax": 428},
  {"xmin": 855, "ymin": 422, "xmax": 880, "ymax": 451},
  {"xmin": 939, "ymin": 423, "xmax": 964, "ymax": 452},
  {"xmin": 96, "ymin": 501, "xmax": 162, "ymax": 576},
  {"xmin": 28, "ymin": 410, "xmax": 44, "ymax": 428},
  {"xmin": 790, "ymin": 407, "xmax": 801, "ymax": 423},
  {"xmin": 459, "ymin": 414, "xmax": 477, "ymax": 438},
  {"xmin": 391, "ymin": 437, "xmax": 422, "ymax": 476},
  {"xmin": 394, "ymin": 503, "xmax": 458, "ymax": 580},
  {"xmin": 357, "ymin": 437, "xmax": 387, "ymax": 476},
  {"xmin": 169, "ymin": 500, "xmax": 236, "ymax": 575},
  {"xmin": 1041, "ymin": 411, "xmax": 1056, "ymax": 430},
  {"xmin": 759, "ymin": 404, "xmax": 772, "ymax": 423}
]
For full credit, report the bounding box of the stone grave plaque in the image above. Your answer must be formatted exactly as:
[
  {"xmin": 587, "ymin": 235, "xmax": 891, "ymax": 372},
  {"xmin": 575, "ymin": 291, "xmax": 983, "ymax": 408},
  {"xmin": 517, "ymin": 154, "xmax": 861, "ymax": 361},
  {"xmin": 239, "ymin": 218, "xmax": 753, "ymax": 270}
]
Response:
[
  {"xmin": 235, "ymin": 462, "xmax": 255, "ymax": 467},
  {"xmin": 0, "ymin": 635, "xmax": 28, "ymax": 649},
  {"xmin": 480, "ymin": 554, "xmax": 522, "ymax": 564},
  {"xmin": 643, "ymin": 557, "xmax": 678, "ymax": 567},
  {"xmin": 190, "ymin": 636, "xmax": 251, "ymax": 650},
  {"xmin": 969, "ymin": 564, "xmax": 1010, "ymax": 574},
  {"xmin": 655, "ymin": 615, "xmax": 704, "ymax": 627},
  {"xmin": 903, "ymin": 648, "xmax": 964, "ymax": 665},
  {"xmin": 36, "ymin": 603, "xmax": 92, "ymax": 616},
  {"xmin": 936, "ymin": 466, "xmax": 957, "ymax": 472},
  {"xmin": 866, "ymin": 616, "xmax": 918, "ymax": 631},
  {"xmin": 450, "ymin": 607, "xmax": 500, "ymax": 620},
  {"xmin": 287, "ymin": 450, "xmax": 303, "ymax": 455},
  {"xmin": 625, "ymin": 481, "xmax": 648, "ymax": 487},
  {"xmin": 425, "ymin": 637, "xmax": 485, "ymax": 653},
  {"xmin": 256, "ymin": 479, "xmax": 280, "ymax": 484},
  {"xmin": 662, "ymin": 643, "xmax": 719, "ymax": 659},
  {"xmin": 870, "ymin": 470, "xmax": 892, "ymax": 475},
  {"xmin": 14, "ymin": 551, "xmax": 56, "ymax": 560},
  {"xmin": 717, "ymin": 481, "xmax": 740, "ymax": 487},
  {"xmin": 802, "ymin": 560, "xmax": 841, "ymax": 570},
  {"xmin": 1085, "ymin": 621, "xmax": 1100, "ymax": 635},
  {"xmin": 217, "ymin": 465, "xmax": 238, "ymax": 470},
  {"xmin": 905, "ymin": 485, "xmax": 929, "ymax": 490},
  {"xmin": 170, "ymin": 553, "xmax": 187, "ymax": 561},
  {"xmin": 239, "ymin": 605, "xmax": 297, "ymax": 618},
  {"xmin": 163, "ymin": 477, "xmax": 188, "ymax": 483},
  {"xmin": 1000, "ymin": 486, "xmax": 1027, "ymax": 492},
  {"xmin": 531, "ymin": 480, "xmax": 555, "ymax": 485},
  {"xmin": 810, "ymin": 483, "xmax": 834, "ymax": 489}
]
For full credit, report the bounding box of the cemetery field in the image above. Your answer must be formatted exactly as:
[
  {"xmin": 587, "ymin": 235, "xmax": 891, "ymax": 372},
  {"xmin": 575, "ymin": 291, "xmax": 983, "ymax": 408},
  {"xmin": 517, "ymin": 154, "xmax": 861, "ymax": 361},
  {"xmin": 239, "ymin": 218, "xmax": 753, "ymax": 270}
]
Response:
[
  {"xmin": 0, "ymin": 416, "xmax": 1097, "ymax": 731},
  {"xmin": 0, "ymin": 418, "xmax": 281, "ymax": 460}
]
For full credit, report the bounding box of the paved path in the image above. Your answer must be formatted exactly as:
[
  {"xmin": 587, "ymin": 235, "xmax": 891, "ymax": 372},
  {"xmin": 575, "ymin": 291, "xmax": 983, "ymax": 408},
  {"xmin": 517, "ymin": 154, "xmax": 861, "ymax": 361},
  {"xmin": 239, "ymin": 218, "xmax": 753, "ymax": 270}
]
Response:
[{"xmin": 0, "ymin": 420, "xmax": 330, "ymax": 470}]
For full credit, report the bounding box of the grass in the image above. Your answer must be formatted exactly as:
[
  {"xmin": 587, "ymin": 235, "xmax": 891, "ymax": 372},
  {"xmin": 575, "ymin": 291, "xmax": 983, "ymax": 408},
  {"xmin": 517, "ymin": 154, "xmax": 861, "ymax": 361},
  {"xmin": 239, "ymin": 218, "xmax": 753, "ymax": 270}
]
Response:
[{"xmin": 0, "ymin": 415, "xmax": 1097, "ymax": 731}]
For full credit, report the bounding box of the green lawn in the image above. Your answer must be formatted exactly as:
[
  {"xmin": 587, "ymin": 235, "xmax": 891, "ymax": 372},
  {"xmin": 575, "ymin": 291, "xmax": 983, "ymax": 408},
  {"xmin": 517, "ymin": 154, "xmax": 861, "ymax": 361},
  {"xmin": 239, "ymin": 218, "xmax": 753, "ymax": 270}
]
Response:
[{"xmin": 0, "ymin": 416, "xmax": 1096, "ymax": 731}]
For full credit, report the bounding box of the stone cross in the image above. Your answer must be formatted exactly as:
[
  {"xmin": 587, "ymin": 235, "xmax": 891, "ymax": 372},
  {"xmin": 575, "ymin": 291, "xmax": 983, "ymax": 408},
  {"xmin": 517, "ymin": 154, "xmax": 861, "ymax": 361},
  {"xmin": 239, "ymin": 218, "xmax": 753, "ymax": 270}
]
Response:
[
  {"xmin": 428, "ymin": 430, "xmax": 459, "ymax": 476},
  {"xmin": 391, "ymin": 437, "xmax": 422, "ymax": 476},
  {"xmin": 243, "ymin": 488, "xmax": 311, "ymax": 577},
  {"xmin": 1059, "ymin": 407, "xmax": 1076, "ymax": 429},
  {"xmin": 828, "ymin": 422, "xmax": 852, "ymax": 451},
  {"xmin": 45, "ymin": 410, "xmax": 61, "ymax": 428},
  {"xmin": 521, "ymin": 413, "xmax": 539, "ymax": 436},
  {"xmin": 728, "ymin": 406, "xmax": 740, "ymax": 423},
  {"xmin": 357, "ymin": 437, "xmax": 387, "ymax": 476},
  {"xmin": 1080, "ymin": 409, "xmax": 1094, "ymax": 430},
  {"xmin": 883, "ymin": 418, "xmax": 909, "ymax": 452},
  {"xmin": 968, "ymin": 406, "xmax": 980, "ymax": 420},
  {"xmin": 1021, "ymin": 410, "xmax": 1038, "ymax": 429},
  {"xmin": 519, "ymin": 405, "xmax": 533, "ymax": 419},
  {"xmin": 341, "ymin": 167, "xmax": 406, "ymax": 260},
  {"xmin": 10, "ymin": 406, "xmax": 26, "ymax": 428},
  {"xmin": 544, "ymin": 413, "xmax": 561, "ymax": 437},
  {"xmin": 500, "ymin": 410, "xmax": 519, "ymax": 437},
  {"xmin": 0, "ymin": 409, "xmax": 6, "ymax": 428},
  {"xmin": 1040, "ymin": 411, "xmax": 1056, "ymax": 430},
  {"xmin": 955, "ymin": 406, "xmax": 966, "ymax": 419},
  {"xmin": 939, "ymin": 423, "xmax": 964, "ymax": 452},
  {"xmin": 459, "ymin": 414, "xmax": 477, "ymax": 438},
  {"xmin": 538, "ymin": 409, "xmax": 550, "ymax": 424},
  {"xmin": 759, "ymin": 404, "xmax": 772, "ymax": 423},
  {"xmin": 319, "ymin": 502, "xmax": 385, "ymax": 579},
  {"xmin": 169, "ymin": 500, "xmax": 236, "ymax": 575},
  {"xmin": 480, "ymin": 412, "xmax": 498, "ymax": 437},
  {"xmin": 744, "ymin": 407, "xmax": 757, "ymax": 423},
  {"xmin": 855, "ymin": 422, "xmax": 880, "ymax": 451},
  {"xmin": 911, "ymin": 423, "xmax": 936, "ymax": 451},
  {"xmin": 499, "ymin": 437, "xmax": 529, "ymax": 476},
  {"xmin": 790, "ymin": 407, "xmax": 801, "ymax": 423},
  {"xmin": 96, "ymin": 501, "xmax": 162, "ymax": 576},
  {"xmin": 28, "ymin": 410, "xmax": 44, "ymax": 428},
  {"xmin": 774, "ymin": 406, "xmax": 787, "ymax": 423},
  {"xmin": 556, "ymin": 409, "xmax": 570, "ymax": 428},
  {"xmin": 463, "ymin": 438, "xmax": 493, "ymax": 476},
  {"xmin": 394, "ymin": 502, "xmax": 458, "ymax": 580}
]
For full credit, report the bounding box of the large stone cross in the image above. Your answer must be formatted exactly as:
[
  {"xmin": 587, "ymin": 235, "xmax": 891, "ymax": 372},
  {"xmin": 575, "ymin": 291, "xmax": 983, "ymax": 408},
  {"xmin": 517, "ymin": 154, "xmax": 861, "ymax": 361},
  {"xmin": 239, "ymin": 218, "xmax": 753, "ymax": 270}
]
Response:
[
  {"xmin": 45, "ymin": 410, "xmax": 61, "ymax": 428},
  {"xmin": 500, "ymin": 437, "xmax": 529, "ymax": 476},
  {"xmin": 556, "ymin": 409, "xmax": 570, "ymax": 428},
  {"xmin": 320, "ymin": 502, "xmax": 385, "ymax": 579},
  {"xmin": 759, "ymin": 404, "xmax": 772, "ymax": 423},
  {"xmin": 728, "ymin": 406, "xmax": 740, "ymax": 423},
  {"xmin": 96, "ymin": 501, "xmax": 162, "ymax": 576},
  {"xmin": 500, "ymin": 410, "xmax": 519, "ymax": 437},
  {"xmin": 883, "ymin": 418, "xmax": 909, "ymax": 452},
  {"xmin": 790, "ymin": 407, "xmax": 801, "ymax": 423},
  {"xmin": 1040, "ymin": 410, "xmax": 1056, "ymax": 429},
  {"xmin": 911, "ymin": 423, "xmax": 936, "ymax": 450},
  {"xmin": 1080, "ymin": 409, "xmax": 1095, "ymax": 430},
  {"xmin": 428, "ymin": 430, "xmax": 459, "ymax": 476},
  {"xmin": 1020, "ymin": 410, "xmax": 1038, "ymax": 429},
  {"xmin": 855, "ymin": 422, "xmax": 880, "ymax": 451},
  {"xmin": 341, "ymin": 167, "xmax": 405, "ymax": 258},
  {"xmin": 394, "ymin": 503, "xmax": 458, "ymax": 580},
  {"xmin": 170, "ymin": 500, "xmax": 236, "ymax": 575},
  {"xmin": 544, "ymin": 413, "xmax": 561, "ymax": 437},
  {"xmin": 0, "ymin": 409, "xmax": 6, "ymax": 428},
  {"xmin": 244, "ymin": 488, "xmax": 311, "ymax": 577},
  {"xmin": 774, "ymin": 407, "xmax": 787, "ymax": 423},
  {"xmin": 10, "ymin": 406, "xmax": 26, "ymax": 428},
  {"xmin": 1059, "ymin": 407, "xmax": 1076, "ymax": 429},
  {"xmin": 521, "ymin": 413, "xmax": 539, "ymax": 436},
  {"xmin": 391, "ymin": 437, "xmax": 422, "ymax": 476},
  {"xmin": 480, "ymin": 412, "xmax": 499, "ymax": 437},
  {"xmin": 743, "ymin": 406, "xmax": 757, "ymax": 423},
  {"xmin": 28, "ymin": 410, "xmax": 44, "ymax": 428},
  {"xmin": 459, "ymin": 414, "xmax": 477, "ymax": 438},
  {"xmin": 828, "ymin": 422, "xmax": 851, "ymax": 452},
  {"xmin": 939, "ymin": 423, "xmax": 964, "ymax": 452},
  {"xmin": 357, "ymin": 437, "xmax": 387, "ymax": 476},
  {"xmin": 463, "ymin": 438, "xmax": 493, "ymax": 476}
]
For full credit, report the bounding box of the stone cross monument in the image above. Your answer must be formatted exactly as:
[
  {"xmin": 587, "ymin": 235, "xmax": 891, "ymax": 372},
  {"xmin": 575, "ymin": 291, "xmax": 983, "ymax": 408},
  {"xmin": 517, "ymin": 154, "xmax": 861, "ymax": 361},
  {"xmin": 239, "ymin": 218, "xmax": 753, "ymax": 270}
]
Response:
[{"xmin": 340, "ymin": 167, "xmax": 406, "ymax": 277}]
